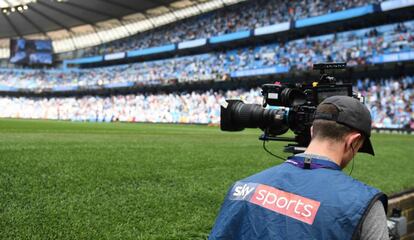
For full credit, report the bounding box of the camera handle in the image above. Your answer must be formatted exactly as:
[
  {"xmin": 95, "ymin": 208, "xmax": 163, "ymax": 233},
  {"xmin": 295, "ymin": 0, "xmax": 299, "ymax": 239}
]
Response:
[
  {"xmin": 259, "ymin": 134, "xmax": 306, "ymax": 156},
  {"xmin": 284, "ymin": 145, "xmax": 307, "ymax": 154},
  {"xmin": 259, "ymin": 134, "xmax": 295, "ymax": 142}
]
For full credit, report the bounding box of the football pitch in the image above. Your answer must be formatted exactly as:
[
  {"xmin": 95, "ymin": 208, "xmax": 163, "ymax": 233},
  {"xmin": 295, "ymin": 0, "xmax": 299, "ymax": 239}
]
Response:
[{"xmin": 0, "ymin": 119, "xmax": 413, "ymax": 239}]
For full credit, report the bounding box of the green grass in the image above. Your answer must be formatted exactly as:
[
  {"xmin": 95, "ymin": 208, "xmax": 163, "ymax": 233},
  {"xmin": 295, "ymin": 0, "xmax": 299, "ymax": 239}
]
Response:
[{"xmin": 0, "ymin": 119, "xmax": 413, "ymax": 239}]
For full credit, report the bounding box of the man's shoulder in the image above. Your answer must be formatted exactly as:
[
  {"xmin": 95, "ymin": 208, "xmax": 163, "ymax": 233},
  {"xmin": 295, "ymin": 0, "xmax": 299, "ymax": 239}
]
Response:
[
  {"xmin": 240, "ymin": 163, "xmax": 291, "ymax": 183},
  {"xmin": 359, "ymin": 200, "xmax": 389, "ymax": 240}
]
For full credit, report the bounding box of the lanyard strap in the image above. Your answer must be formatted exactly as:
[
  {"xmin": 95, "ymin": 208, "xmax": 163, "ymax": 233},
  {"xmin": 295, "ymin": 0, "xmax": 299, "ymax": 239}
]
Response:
[{"xmin": 286, "ymin": 156, "xmax": 341, "ymax": 171}]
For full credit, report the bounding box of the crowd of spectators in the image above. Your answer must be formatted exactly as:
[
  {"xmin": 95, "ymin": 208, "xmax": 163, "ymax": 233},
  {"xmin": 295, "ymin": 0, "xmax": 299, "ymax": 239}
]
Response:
[
  {"xmin": 76, "ymin": 0, "xmax": 382, "ymax": 57},
  {"xmin": 226, "ymin": 20, "xmax": 414, "ymax": 71},
  {"xmin": 1, "ymin": 76, "xmax": 413, "ymax": 129},
  {"xmin": 0, "ymin": 53, "xmax": 223, "ymax": 90},
  {"xmin": 1, "ymin": 20, "xmax": 414, "ymax": 91},
  {"xmin": 358, "ymin": 76, "xmax": 414, "ymax": 129}
]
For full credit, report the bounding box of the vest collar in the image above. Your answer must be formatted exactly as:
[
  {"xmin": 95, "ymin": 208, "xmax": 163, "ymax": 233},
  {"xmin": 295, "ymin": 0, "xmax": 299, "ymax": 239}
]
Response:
[{"xmin": 286, "ymin": 154, "xmax": 342, "ymax": 171}]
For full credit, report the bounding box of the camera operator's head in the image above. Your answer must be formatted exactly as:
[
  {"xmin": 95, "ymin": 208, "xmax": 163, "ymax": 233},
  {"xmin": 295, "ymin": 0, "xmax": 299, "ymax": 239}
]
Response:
[{"xmin": 307, "ymin": 96, "xmax": 374, "ymax": 169}]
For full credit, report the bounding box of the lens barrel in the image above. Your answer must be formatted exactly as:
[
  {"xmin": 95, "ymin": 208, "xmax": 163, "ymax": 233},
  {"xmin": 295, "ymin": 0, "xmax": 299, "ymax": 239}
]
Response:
[{"xmin": 221, "ymin": 100, "xmax": 288, "ymax": 135}]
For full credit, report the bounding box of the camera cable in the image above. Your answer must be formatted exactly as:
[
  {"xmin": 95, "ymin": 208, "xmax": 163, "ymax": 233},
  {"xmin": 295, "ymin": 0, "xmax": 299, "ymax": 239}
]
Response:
[
  {"xmin": 348, "ymin": 145, "xmax": 356, "ymax": 176},
  {"xmin": 263, "ymin": 141, "xmax": 286, "ymax": 161}
]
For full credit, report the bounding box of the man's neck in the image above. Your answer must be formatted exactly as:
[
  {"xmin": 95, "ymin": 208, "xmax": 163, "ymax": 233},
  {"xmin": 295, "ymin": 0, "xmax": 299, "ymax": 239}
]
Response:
[{"xmin": 304, "ymin": 139, "xmax": 343, "ymax": 168}]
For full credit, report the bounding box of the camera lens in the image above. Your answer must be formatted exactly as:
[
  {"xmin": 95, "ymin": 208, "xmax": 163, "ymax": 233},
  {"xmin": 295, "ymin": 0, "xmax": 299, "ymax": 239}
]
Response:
[{"xmin": 221, "ymin": 100, "xmax": 288, "ymax": 135}]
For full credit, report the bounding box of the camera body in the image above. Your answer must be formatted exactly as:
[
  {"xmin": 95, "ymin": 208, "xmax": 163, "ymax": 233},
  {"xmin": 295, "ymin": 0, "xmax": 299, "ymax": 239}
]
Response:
[
  {"xmin": 221, "ymin": 62, "xmax": 361, "ymax": 152},
  {"xmin": 262, "ymin": 63, "xmax": 354, "ymax": 108}
]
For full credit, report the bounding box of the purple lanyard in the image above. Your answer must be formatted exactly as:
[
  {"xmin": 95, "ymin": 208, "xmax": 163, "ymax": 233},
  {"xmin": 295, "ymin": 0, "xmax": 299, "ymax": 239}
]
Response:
[{"xmin": 285, "ymin": 156, "xmax": 341, "ymax": 170}]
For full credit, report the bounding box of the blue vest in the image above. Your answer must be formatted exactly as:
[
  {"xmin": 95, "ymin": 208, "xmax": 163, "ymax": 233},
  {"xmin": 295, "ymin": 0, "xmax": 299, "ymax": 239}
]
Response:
[{"xmin": 209, "ymin": 156, "xmax": 387, "ymax": 240}]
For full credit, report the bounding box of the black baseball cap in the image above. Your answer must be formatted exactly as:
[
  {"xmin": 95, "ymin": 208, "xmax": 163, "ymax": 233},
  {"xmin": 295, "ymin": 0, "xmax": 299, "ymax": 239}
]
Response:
[{"xmin": 313, "ymin": 96, "xmax": 375, "ymax": 156}]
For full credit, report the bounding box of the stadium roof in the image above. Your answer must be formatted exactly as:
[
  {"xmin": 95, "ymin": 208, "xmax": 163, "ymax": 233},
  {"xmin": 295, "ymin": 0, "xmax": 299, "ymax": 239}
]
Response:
[
  {"xmin": 0, "ymin": 0, "xmax": 178, "ymax": 38},
  {"xmin": 0, "ymin": 0, "xmax": 246, "ymax": 57}
]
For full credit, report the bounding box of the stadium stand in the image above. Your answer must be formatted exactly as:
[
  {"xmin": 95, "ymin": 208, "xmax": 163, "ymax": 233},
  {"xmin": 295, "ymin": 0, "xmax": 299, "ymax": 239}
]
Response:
[
  {"xmin": 1, "ymin": 19, "xmax": 414, "ymax": 91},
  {"xmin": 358, "ymin": 76, "xmax": 414, "ymax": 129},
  {"xmin": 0, "ymin": 76, "xmax": 413, "ymax": 130},
  {"xmin": 0, "ymin": 0, "xmax": 413, "ymax": 133},
  {"xmin": 79, "ymin": 0, "xmax": 382, "ymax": 57}
]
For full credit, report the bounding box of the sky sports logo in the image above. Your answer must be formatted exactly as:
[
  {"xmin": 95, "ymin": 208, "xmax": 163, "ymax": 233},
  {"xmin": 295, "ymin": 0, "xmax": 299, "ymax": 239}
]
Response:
[{"xmin": 229, "ymin": 182, "xmax": 321, "ymax": 225}]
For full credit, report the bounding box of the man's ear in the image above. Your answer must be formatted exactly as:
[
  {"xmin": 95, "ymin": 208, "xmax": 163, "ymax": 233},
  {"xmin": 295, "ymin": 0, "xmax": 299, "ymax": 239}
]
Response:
[{"xmin": 346, "ymin": 132, "xmax": 362, "ymax": 150}]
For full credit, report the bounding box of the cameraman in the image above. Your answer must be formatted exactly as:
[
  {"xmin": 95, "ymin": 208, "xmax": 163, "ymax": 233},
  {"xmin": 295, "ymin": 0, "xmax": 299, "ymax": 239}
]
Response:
[{"xmin": 209, "ymin": 96, "xmax": 389, "ymax": 240}]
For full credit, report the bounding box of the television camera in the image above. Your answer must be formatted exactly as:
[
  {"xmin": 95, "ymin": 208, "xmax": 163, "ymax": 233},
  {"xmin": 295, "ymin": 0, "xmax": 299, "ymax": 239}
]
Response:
[{"xmin": 220, "ymin": 62, "xmax": 362, "ymax": 155}]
